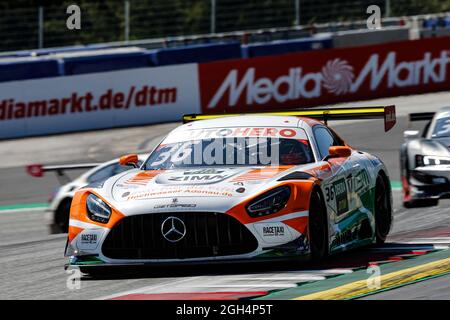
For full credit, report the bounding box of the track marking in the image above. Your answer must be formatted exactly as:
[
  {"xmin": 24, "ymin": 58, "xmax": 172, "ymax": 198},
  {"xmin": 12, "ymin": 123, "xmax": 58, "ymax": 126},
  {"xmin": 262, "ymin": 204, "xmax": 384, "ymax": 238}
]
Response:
[
  {"xmin": 293, "ymin": 257, "xmax": 450, "ymax": 300},
  {"xmin": 390, "ymin": 181, "xmax": 402, "ymax": 190},
  {"xmin": 0, "ymin": 202, "xmax": 48, "ymax": 212},
  {"xmin": 96, "ymin": 276, "xmax": 204, "ymax": 300},
  {"xmin": 183, "ymin": 284, "xmax": 299, "ymax": 288},
  {"xmin": 226, "ymin": 276, "xmax": 326, "ymax": 281}
]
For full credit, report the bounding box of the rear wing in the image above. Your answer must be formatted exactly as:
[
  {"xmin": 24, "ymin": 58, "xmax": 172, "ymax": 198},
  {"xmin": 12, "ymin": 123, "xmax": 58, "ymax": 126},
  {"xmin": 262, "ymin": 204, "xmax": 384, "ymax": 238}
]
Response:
[
  {"xmin": 183, "ymin": 105, "xmax": 396, "ymax": 132},
  {"xmin": 26, "ymin": 163, "xmax": 101, "ymax": 185}
]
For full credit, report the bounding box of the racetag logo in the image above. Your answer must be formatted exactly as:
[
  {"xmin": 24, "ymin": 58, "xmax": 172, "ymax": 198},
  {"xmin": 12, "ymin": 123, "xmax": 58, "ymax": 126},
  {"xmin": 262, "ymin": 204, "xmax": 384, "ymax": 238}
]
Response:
[
  {"xmin": 263, "ymin": 226, "xmax": 285, "ymax": 237},
  {"xmin": 203, "ymin": 49, "xmax": 450, "ymax": 110}
]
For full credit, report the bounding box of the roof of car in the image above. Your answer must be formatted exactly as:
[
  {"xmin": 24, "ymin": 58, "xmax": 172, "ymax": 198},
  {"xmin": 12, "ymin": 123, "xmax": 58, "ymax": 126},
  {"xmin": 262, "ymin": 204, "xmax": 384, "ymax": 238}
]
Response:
[{"xmin": 176, "ymin": 115, "xmax": 307, "ymax": 131}]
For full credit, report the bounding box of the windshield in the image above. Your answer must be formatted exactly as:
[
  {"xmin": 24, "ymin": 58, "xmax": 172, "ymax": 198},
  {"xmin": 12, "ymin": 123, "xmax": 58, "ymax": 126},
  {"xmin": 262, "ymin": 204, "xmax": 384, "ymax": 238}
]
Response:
[
  {"xmin": 144, "ymin": 127, "xmax": 314, "ymax": 170},
  {"xmin": 432, "ymin": 116, "xmax": 450, "ymax": 138}
]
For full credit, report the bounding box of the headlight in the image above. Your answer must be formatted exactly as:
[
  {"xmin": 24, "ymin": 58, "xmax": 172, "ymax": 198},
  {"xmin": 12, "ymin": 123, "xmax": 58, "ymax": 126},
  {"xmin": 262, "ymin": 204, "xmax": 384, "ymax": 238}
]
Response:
[
  {"xmin": 423, "ymin": 156, "xmax": 450, "ymax": 166},
  {"xmin": 246, "ymin": 186, "xmax": 291, "ymax": 217},
  {"xmin": 86, "ymin": 194, "xmax": 111, "ymax": 223}
]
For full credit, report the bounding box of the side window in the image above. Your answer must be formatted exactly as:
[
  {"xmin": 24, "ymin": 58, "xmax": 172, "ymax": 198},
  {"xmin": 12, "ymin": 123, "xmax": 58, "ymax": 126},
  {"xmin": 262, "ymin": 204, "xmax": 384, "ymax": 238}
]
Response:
[
  {"xmin": 87, "ymin": 164, "xmax": 116, "ymax": 183},
  {"xmin": 87, "ymin": 161, "xmax": 142, "ymax": 184},
  {"xmin": 314, "ymin": 126, "xmax": 336, "ymax": 159},
  {"xmin": 111, "ymin": 163, "xmax": 133, "ymax": 176}
]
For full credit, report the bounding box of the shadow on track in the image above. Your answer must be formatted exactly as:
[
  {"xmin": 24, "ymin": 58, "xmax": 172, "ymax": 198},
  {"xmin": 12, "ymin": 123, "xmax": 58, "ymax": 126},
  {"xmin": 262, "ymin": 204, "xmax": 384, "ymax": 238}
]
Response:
[{"xmin": 79, "ymin": 242, "xmax": 434, "ymax": 281}]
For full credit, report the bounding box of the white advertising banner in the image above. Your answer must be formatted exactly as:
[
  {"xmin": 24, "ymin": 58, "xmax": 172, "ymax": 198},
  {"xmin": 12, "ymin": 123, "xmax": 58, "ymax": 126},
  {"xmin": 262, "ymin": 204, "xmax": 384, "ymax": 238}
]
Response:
[{"xmin": 0, "ymin": 63, "xmax": 200, "ymax": 139}]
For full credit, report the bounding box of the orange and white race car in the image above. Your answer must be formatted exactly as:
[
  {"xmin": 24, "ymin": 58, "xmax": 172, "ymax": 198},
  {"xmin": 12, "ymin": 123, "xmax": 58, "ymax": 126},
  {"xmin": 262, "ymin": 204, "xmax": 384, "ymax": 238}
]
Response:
[{"xmin": 65, "ymin": 106, "xmax": 396, "ymax": 273}]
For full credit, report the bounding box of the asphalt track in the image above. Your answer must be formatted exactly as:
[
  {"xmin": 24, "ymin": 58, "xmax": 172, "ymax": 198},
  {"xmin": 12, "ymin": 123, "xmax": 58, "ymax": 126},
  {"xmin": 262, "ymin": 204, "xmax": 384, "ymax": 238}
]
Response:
[{"xmin": 0, "ymin": 92, "xmax": 449, "ymax": 300}]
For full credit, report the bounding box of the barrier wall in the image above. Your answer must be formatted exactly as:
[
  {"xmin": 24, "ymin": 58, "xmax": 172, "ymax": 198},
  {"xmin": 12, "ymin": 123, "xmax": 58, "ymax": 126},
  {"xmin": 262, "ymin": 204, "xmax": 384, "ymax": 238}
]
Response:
[
  {"xmin": 0, "ymin": 64, "xmax": 200, "ymax": 139},
  {"xmin": 198, "ymin": 37, "xmax": 450, "ymax": 114},
  {"xmin": 0, "ymin": 58, "xmax": 60, "ymax": 82},
  {"xmin": 2, "ymin": 36, "xmax": 450, "ymax": 139},
  {"xmin": 332, "ymin": 26, "xmax": 410, "ymax": 48},
  {"xmin": 242, "ymin": 36, "xmax": 332, "ymax": 58}
]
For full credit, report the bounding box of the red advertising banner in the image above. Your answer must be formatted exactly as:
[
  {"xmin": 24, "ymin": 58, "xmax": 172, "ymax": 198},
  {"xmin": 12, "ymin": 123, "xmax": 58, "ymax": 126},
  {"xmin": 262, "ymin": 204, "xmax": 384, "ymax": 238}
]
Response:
[{"xmin": 198, "ymin": 37, "xmax": 450, "ymax": 114}]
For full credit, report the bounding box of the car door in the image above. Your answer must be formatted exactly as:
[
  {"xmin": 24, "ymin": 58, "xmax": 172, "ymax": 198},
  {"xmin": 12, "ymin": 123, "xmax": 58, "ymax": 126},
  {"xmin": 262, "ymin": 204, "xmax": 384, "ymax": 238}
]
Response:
[
  {"xmin": 313, "ymin": 125, "xmax": 361, "ymax": 253},
  {"xmin": 313, "ymin": 125, "xmax": 353, "ymax": 217}
]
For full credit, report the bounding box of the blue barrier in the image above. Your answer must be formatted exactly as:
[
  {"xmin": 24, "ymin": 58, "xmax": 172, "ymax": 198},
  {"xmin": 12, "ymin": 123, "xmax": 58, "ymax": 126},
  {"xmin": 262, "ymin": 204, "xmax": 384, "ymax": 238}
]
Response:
[
  {"xmin": 0, "ymin": 36, "xmax": 334, "ymax": 82},
  {"xmin": 423, "ymin": 18, "xmax": 438, "ymax": 29},
  {"xmin": 0, "ymin": 58, "xmax": 60, "ymax": 82},
  {"xmin": 242, "ymin": 36, "xmax": 333, "ymax": 58},
  {"xmin": 151, "ymin": 42, "xmax": 242, "ymax": 66},
  {"xmin": 62, "ymin": 51, "xmax": 154, "ymax": 75}
]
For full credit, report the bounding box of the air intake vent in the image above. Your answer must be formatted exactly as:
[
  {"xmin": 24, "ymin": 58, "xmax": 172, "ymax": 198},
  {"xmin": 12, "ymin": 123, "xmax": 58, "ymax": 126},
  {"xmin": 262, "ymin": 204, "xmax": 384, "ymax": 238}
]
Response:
[{"xmin": 102, "ymin": 212, "xmax": 258, "ymax": 260}]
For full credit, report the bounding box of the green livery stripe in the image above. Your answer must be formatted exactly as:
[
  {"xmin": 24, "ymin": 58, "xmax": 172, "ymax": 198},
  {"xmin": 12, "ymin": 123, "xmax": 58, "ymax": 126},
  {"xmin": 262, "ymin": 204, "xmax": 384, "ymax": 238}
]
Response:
[
  {"xmin": 0, "ymin": 203, "xmax": 49, "ymax": 211},
  {"xmin": 390, "ymin": 181, "xmax": 402, "ymax": 190}
]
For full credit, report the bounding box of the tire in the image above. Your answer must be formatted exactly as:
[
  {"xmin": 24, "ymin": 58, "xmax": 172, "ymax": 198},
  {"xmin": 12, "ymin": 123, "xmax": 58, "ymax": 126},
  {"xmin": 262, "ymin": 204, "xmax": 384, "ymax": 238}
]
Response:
[
  {"xmin": 308, "ymin": 189, "xmax": 329, "ymax": 261},
  {"xmin": 374, "ymin": 176, "xmax": 393, "ymax": 244},
  {"xmin": 53, "ymin": 199, "xmax": 72, "ymax": 234}
]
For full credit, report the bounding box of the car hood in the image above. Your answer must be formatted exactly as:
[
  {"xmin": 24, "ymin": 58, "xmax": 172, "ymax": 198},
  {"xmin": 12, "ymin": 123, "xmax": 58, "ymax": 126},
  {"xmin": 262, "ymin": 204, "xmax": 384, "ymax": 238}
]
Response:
[
  {"xmin": 419, "ymin": 138, "xmax": 450, "ymax": 155},
  {"xmin": 103, "ymin": 166, "xmax": 300, "ymax": 215}
]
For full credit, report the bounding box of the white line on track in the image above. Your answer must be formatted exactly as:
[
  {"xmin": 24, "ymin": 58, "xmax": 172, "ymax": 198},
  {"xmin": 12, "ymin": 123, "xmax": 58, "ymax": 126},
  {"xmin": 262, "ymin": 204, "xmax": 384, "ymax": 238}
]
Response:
[
  {"xmin": 96, "ymin": 276, "xmax": 204, "ymax": 300},
  {"xmin": 181, "ymin": 284, "xmax": 299, "ymax": 288},
  {"xmin": 225, "ymin": 276, "xmax": 326, "ymax": 281}
]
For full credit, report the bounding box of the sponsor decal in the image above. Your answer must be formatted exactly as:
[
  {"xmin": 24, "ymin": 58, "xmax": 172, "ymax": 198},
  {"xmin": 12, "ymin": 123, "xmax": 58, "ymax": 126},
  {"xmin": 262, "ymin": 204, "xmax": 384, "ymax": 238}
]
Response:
[
  {"xmin": 254, "ymin": 222, "xmax": 293, "ymax": 244},
  {"xmin": 331, "ymin": 225, "xmax": 361, "ymax": 248},
  {"xmin": 230, "ymin": 166, "xmax": 291, "ymax": 182},
  {"xmin": 77, "ymin": 229, "xmax": 104, "ymax": 250},
  {"xmin": 0, "ymin": 64, "xmax": 200, "ymax": 139},
  {"xmin": 156, "ymin": 169, "xmax": 237, "ymax": 185},
  {"xmin": 154, "ymin": 198, "xmax": 197, "ymax": 209},
  {"xmin": 80, "ymin": 233, "xmax": 97, "ymax": 244},
  {"xmin": 354, "ymin": 169, "xmax": 370, "ymax": 195},
  {"xmin": 333, "ymin": 178, "xmax": 349, "ymax": 215},
  {"xmin": 126, "ymin": 185, "xmax": 235, "ymax": 200},
  {"xmin": 263, "ymin": 226, "xmax": 285, "ymax": 237},
  {"xmin": 163, "ymin": 127, "xmax": 307, "ymax": 144},
  {"xmin": 198, "ymin": 37, "xmax": 450, "ymax": 113},
  {"xmin": 123, "ymin": 171, "xmax": 161, "ymax": 186}
]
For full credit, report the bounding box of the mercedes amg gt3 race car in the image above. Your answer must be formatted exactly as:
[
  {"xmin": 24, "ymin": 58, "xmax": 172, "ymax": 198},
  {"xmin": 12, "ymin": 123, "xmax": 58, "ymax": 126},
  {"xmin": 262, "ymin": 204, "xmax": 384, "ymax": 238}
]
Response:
[
  {"xmin": 65, "ymin": 106, "xmax": 396, "ymax": 272},
  {"xmin": 401, "ymin": 107, "xmax": 450, "ymax": 207}
]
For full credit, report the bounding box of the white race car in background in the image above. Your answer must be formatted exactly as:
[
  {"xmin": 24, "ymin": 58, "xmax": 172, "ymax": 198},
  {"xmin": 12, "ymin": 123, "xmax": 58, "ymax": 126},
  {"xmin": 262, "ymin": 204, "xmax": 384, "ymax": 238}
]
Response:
[
  {"xmin": 26, "ymin": 154, "xmax": 149, "ymax": 233},
  {"xmin": 400, "ymin": 107, "xmax": 450, "ymax": 207}
]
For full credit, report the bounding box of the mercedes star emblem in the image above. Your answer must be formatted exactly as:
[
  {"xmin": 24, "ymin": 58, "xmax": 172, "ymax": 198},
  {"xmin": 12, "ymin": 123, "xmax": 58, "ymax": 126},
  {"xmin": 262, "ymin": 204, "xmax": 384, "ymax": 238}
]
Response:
[{"xmin": 161, "ymin": 216, "xmax": 186, "ymax": 242}]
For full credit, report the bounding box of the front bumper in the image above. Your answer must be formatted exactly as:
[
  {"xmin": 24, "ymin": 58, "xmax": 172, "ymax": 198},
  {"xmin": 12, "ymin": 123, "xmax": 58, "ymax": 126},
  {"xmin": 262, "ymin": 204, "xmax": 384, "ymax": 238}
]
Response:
[
  {"xmin": 65, "ymin": 211, "xmax": 309, "ymax": 267},
  {"xmin": 409, "ymin": 166, "xmax": 450, "ymax": 200}
]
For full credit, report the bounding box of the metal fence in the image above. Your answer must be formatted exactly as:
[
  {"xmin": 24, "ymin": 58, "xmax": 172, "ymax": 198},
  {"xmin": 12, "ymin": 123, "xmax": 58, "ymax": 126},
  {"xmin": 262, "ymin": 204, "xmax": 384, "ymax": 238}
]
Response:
[{"xmin": 0, "ymin": 0, "xmax": 448, "ymax": 52}]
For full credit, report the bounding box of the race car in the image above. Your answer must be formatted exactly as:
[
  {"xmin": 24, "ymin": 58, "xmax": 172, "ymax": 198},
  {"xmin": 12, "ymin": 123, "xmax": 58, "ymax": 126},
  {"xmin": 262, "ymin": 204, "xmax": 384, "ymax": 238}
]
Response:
[
  {"xmin": 400, "ymin": 107, "xmax": 450, "ymax": 208},
  {"xmin": 65, "ymin": 106, "xmax": 395, "ymax": 273},
  {"xmin": 27, "ymin": 154, "xmax": 148, "ymax": 234}
]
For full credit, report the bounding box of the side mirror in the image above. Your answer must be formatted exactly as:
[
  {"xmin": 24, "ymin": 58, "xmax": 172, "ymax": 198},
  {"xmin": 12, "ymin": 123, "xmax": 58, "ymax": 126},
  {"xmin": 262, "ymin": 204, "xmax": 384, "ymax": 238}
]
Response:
[
  {"xmin": 119, "ymin": 154, "xmax": 139, "ymax": 168},
  {"xmin": 404, "ymin": 130, "xmax": 420, "ymax": 140},
  {"xmin": 328, "ymin": 146, "xmax": 352, "ymax": 159}
]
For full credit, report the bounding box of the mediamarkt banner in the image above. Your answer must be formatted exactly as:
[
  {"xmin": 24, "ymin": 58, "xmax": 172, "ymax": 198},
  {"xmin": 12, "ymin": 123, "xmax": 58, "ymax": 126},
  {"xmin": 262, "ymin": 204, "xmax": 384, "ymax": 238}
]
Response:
[
  {"xmin": 198, "ymin": 37, "xmax": 450, "ymax": 113},
  {"xmin": 0, "ymin": 64, "xmax": 200, "ymax": 139}
]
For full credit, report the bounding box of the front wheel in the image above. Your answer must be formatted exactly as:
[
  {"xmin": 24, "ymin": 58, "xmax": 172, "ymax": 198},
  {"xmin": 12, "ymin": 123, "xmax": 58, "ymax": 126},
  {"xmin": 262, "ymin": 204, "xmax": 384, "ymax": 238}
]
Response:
[
  {"xmin": 308, "ymin": 189, "xmax": 329, "ymax": 261},
  {"xmin": 374, "ymin": 176, "xmax": 393, "ymax": 244}
]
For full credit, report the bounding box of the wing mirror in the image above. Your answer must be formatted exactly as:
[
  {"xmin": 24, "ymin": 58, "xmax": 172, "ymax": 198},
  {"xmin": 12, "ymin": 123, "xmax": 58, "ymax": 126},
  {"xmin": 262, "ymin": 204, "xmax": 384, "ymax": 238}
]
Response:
[
  {"xmin": 403, "ymin": 130, "xmax": 420, "ymax": 140},
  {"xmin": 119, "ymin": 154, "xmax": 139, "ymax": 168},
  {"xmin": 327, "ymin": 146, "xmax": 352, "ymax": 159}
]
